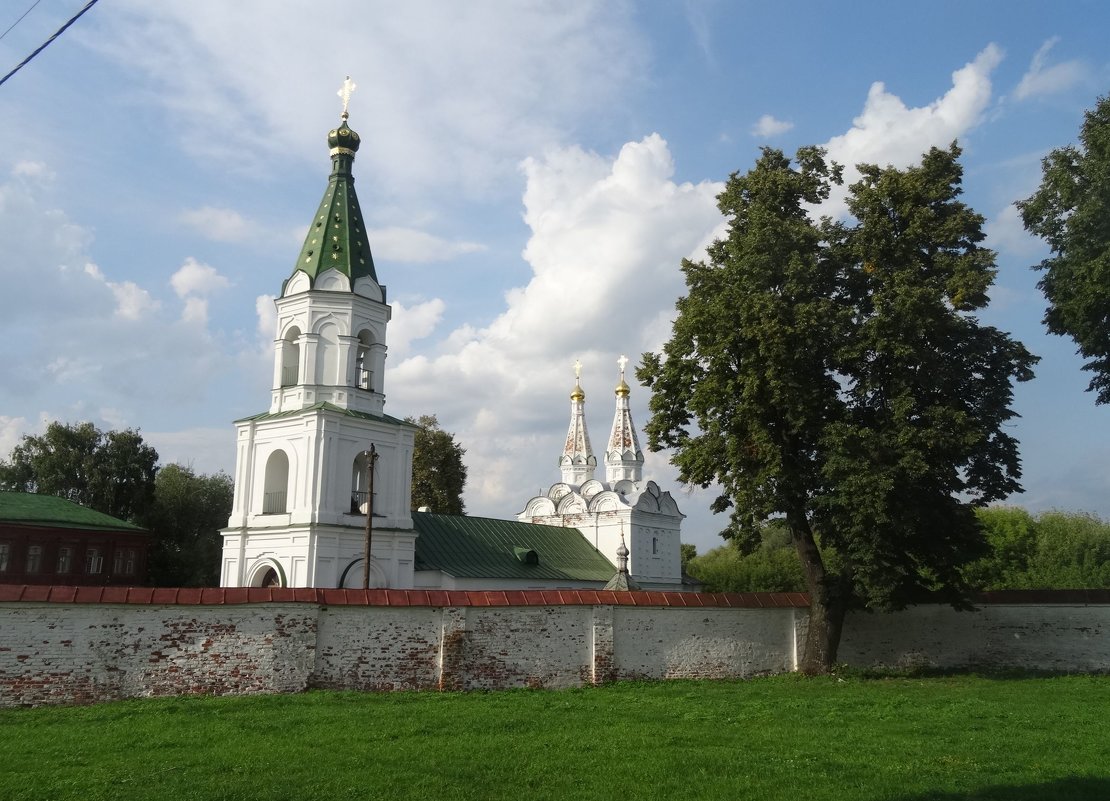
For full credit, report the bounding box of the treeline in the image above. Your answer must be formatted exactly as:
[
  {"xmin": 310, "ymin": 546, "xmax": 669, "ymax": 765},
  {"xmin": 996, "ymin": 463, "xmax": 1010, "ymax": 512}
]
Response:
[
  {"xmin": 686, "ymin": 508, "xmax": 1110, "ymax": 593},
  {"xmin": 0, "ymin": 422, "xmax": 232, "ymax": 587}
]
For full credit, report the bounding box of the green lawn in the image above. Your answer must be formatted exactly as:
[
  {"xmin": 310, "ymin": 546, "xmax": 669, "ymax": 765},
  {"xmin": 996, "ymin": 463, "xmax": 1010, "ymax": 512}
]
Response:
[{"xmin": 1, "ymin": 674, "xmax": 1107, "ymax": 801}]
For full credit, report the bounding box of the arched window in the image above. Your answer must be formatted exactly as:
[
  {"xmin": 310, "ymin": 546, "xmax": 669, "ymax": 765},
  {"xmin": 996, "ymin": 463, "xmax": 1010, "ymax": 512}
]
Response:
[
  {"xmin": 263, "ymin": 450, "xmax": 290, "ymax": 514},
  {"xmin": 280, "ymin": 326, "xmax": 301, "ymax": 387},
  {"xmin": 354, "ymin": 330, "xmax": 373, "ymax": 390}
]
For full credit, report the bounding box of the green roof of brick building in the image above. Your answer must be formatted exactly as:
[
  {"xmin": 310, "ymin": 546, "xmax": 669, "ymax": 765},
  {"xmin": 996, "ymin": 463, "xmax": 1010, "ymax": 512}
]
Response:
[
  {"xmin": 412, "ymin": 511, "xmax": 615, "ymax": 582},
  {"xmin": 0, "ymin": 492, "xmax": 145, "ymax": 533}
]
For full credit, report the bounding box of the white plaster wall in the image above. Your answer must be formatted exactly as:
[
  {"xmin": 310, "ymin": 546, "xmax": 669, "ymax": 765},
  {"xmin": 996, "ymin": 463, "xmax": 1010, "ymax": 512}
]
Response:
[{"xmin": 612, "ymin": 607, "xmax": 797, "ymax": 678}]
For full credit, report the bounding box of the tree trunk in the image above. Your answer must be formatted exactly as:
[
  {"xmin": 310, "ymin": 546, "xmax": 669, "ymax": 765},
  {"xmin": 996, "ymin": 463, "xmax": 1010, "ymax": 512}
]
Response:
[{"xmin": 787, "ymin": 507, "xmax": 848, "ymax": 675}]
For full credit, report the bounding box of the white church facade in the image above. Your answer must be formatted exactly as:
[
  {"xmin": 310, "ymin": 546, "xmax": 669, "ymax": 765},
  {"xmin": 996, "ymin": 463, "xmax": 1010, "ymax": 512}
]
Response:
[
  {"xmin": 221, "ymin": 84, "xmax": 691, "ymax": 591},
  {"xmin": 517, "ymin": 360, "xmax": 686, "ymax": 592}
]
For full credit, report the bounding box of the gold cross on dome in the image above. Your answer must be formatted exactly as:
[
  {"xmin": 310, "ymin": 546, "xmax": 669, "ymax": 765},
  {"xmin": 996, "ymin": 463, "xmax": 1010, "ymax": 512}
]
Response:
[
  {"xmin": 618, "ymin": 354, "xmax": 629, "ymax": 378},
  {"xmin": 574, "ymin": 359, "xmax": 582, "ymax": 380},
  {"xmin": 337, "ymin": 75, "xmax": 357, "ymax": 119}
]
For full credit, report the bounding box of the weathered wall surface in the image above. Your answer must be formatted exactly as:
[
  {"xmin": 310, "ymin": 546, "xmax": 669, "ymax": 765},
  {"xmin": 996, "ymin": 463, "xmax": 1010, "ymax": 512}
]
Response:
[
  {"xmin": 1, "ymin": 587, "xmax": 1107, "ymax": 707},
  {"xmin": 839, "ymin": 602, "xmax": 1110, "ymax": 672}
]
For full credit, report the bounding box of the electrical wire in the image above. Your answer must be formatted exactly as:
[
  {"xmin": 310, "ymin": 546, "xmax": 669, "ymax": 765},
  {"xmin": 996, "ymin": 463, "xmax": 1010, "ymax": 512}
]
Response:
[
  {"xmin": 0, "ymin": 0, "xmax": 100, "ymax": 89},
  {"xmin": 0, "ymin": 0, "xmax": 44, "ymax": 43}
]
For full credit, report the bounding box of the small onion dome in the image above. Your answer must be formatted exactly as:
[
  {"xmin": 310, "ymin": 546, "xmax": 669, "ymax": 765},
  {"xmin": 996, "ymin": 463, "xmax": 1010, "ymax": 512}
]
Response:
[
  {"xmin": 328, "ymin": 121, "xmax": 362, "ymax": 153},
  {"xmin": 570, "ymin": 380, "xmax": 586, "ymax": 402},
  {"xmin": 616, "ymin": 538, "xmax": 629, "ymax": 559},
  {"xmin": 615, "ymin": 377, "xmax": 631, "ymax": 397}
]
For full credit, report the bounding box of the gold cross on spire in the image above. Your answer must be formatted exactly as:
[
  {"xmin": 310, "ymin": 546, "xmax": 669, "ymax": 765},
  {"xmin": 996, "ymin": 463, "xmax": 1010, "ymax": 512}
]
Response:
[
  {"xmin": 618, "ymin": 354, "xmax": 629, "ymax": 379},
  {"xmin": 574, "ymin": 358, "xmax": 582, "ymax": 380},
  {"xmin": 338, "ymin": 75, "xmax": 357, "ymax": 120}
]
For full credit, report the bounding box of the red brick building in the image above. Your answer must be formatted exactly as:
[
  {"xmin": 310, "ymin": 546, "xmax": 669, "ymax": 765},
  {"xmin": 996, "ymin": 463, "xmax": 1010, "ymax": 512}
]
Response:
[{"xmin": 0, "ymin": 492, "xmax": 149, "ymax": 586}]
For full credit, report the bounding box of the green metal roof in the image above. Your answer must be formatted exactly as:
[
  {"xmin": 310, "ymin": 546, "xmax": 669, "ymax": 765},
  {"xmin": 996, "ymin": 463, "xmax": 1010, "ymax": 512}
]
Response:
[
  {"xmin": 412, "ymin": 511, "xmax": 616, "ymax": 582},
  {"xmin": 285, "ymin": 119, "xmax": 379, "ymax": 294},
  {"xmin": 236, "ymin": 401, "xmax": 416, "ymax": 427},
  {"xmin": 0, "ymin": 492, "xmax": 145, "ymax": 533}
]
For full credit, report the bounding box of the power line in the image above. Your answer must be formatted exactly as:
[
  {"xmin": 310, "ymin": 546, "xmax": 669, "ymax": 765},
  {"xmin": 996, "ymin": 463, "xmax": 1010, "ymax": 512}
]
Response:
[
  {"xmin": 0, "ymin": 0, "xmax": 44, "ymax": 43},
  {"xmin": 0, "ymin": 0, "xmax": 100, "ymax": 90}
]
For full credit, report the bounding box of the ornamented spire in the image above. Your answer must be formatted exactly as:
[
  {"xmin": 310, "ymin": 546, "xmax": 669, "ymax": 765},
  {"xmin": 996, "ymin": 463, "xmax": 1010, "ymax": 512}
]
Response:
[
  {"xmin": 606, "ymin": 354, "xmax": 644, "ymax": 483},
  {"xmin": 603, "ymin": 524, "xmax": 641, "ymax": 591},
  {"xmin": 560, "ymin": 359, "xmax": 596, "ymax": 486},
  {"xmin": 285, "ymin": 77, "xmax": 379, "ymax": 294}
]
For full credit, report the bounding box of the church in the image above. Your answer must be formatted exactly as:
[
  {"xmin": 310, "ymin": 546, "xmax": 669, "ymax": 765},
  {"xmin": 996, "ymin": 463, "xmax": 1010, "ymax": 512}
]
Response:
[{"xmin": 220, "ymin": 83, "xmax": 690, "ymax": 592}]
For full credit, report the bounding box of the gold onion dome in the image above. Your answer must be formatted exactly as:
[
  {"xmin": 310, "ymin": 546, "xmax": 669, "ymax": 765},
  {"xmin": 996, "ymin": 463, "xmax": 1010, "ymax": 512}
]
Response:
[
  {"xmin": 615, "ymin": 377, "xmax": 630, "ymax": 397},
  {"xmin": 571, "ymin": 381, "xmax": 586, "ymax": 402}
]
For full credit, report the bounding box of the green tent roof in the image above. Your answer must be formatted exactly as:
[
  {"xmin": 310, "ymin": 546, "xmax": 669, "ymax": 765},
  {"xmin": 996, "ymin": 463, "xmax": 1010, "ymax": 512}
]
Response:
[
  {"xmin": 285, "ymin": 119, "xmax": 379, "ymax": 293},
  {"xmin": 412, "ymin": 511, "xmax": 616, "ymax": 582},
  {"xmin": 0, "ymin": 492, "xmax": 145, "ymax": 533}
]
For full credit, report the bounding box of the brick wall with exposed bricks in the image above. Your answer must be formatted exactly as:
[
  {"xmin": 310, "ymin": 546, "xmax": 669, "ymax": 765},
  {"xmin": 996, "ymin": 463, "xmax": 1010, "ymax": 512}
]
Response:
[{"xmin": 1, "ymin": 586, "xmax": 1107, "ymax": 706}]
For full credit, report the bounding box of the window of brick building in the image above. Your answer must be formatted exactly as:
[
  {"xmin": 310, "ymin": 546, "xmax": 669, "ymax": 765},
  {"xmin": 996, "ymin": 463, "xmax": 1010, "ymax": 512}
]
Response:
[
  {"xmin": 113, "ymin": 548, "xmax": 136, "ymax": 576},
  {"xmin": 26, "ymin": 545, "xmax": 42, "ymax": 574},
  {"xmin": 86, "ymin": 548, "xmax": 103, "ymax": 575},
  {"xmin": 0, "ymin": 542, "xmax": 9, "ymax": 572},
  {"xmin": 57, "ymin": 547, "xmax": 73, "ymax": 574}
]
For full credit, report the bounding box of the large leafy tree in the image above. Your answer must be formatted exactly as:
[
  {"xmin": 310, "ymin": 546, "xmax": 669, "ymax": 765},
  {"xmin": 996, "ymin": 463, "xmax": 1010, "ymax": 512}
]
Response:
[
  {"xmin": 1018, "ymin": 94, "xmax": 1110, "ymax": 403},
  {"xmin": 639, "ymin": 144, "xmax": 1036, "ymax": 673},
  {"xmin": 141, "ymin": 465, "xmax": 233, "ymax": 587},
  {"xmin": 0, "ymin": 421, "xmax": 158, "ymax": 523},
  {"xmin": 407, "ymin": 415, "xmax": 467, "ymax": 515}
]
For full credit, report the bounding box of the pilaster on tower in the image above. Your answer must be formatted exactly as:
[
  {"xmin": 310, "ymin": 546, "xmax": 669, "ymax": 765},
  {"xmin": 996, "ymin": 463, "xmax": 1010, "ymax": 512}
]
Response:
[
  {"xmin": 560, "ymin": 359, "xmax": 597, "ymax": 486},
  {"xmin": 605, "ymin": 354, "xmax": 644, "ymax": 484}
]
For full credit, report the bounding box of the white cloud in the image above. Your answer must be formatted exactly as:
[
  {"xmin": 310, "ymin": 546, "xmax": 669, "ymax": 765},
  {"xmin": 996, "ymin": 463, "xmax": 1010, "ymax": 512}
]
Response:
[
  {"xmin": 389, "ymin": 298, "xmax": 446, "ymax": 360},
  {"xmin": 171, "ymin": 257, "xmax": 231, "ymax": 298},
  {"xmin": 90, "ymin": 1, "xmax": 648, "ymax": 199},
  {"xmin": 179, "ymin": 206, "xmax": 258, "ymax": 242},
  {"xmin": 1014, "ymin": 37, "xmax": 1086, "ymax": 101},
  {"xmin": 84, "ymin": 263, "xmax": 161, "ymax": 320},
  {"xmin": 751, "ymin": 114, "xmax": 794, "ymax": 138},
  {"xmin": 984, "ymin": 202, "xmax": 1044, "ymax": 259},
  {"xmin": 370, "ymin": 227, "xmax": 486, "ymax": 263},
  {"xmin": 388, "ymin": 134, "xmax": 723, "ymax": 522},
  {"xmin": 12, "ymin": 161, "xmax": 53, "ymax": 180},
  {"xmin": 821, "ymin": 44, "xmax": 1003, "ymax": 219},
  {"xmin": 255, "ymin": 294, "xmax": 277, "ymax": 343}
]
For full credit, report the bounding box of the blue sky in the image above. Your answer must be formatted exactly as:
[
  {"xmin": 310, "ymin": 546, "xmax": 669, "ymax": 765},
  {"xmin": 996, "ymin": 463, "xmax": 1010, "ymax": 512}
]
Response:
[{"xmin": 1, "ymin": 1, "xmax": 1108, "ymax": 552}]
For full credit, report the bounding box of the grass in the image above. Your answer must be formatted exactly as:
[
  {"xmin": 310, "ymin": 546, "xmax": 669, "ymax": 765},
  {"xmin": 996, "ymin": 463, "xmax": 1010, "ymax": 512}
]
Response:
[{"xmin": 1, "ymin": 673, "xmax": 1108, "ymax": 801}]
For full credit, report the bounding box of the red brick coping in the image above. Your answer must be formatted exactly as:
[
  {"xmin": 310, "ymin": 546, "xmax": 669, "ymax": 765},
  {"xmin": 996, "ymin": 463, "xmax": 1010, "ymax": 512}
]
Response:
[{"xmin": 1, "ymin": 586, "xmax": 1108, "ymax": 607}]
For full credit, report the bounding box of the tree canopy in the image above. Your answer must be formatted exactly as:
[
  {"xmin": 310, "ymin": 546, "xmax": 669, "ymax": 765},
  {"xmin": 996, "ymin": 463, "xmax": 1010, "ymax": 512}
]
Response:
[
  {"xmin": 0, "ymin": 421, "xmax": 233, "ymax": 587},
  {"xmin": 639, "ymin": 144, "xmax": 1036, "ymax": 673},
  {"xmin": 142, "ymin": 464, "xmax": 233, "ymax": 587},
  {"xmin": 1019, "ymin": 94, "xmax": 1110, "ymax": 403},
  {"xmin": 0, "ymin": 421, "xmax": 158, "ymax": 523},
  {"xmin": 408, "ymin": 415, "xmax": 467, "ymax": 515}
]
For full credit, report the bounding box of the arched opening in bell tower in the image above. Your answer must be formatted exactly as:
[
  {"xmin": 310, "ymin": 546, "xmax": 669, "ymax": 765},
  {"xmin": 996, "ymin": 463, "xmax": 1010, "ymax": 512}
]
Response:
[
  {"xmin": 354, "ymin": 329, "xmax": 373, "ymax": 391},
  {"xmin": 280, "ymin": 326, "xmax": 301, "ymax": 387},
  {"xmin": 262, "ymin": 450, "xmax": 290, "ymax": 514}
]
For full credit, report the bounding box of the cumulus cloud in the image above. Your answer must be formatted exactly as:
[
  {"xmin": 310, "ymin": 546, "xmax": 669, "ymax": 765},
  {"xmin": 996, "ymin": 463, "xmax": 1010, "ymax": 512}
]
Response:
[
  {"xmin": 387, "ymin": 134, "xmax": 723, "ymax": 516},
  {"xmin": 85, "ymin": 263, "xmax": 161, "ymax": 320},
  {"xmin": 171, "ymin": 257, "xmax": 231, "ymax": 298},
  {"xmin": 821, "ymin": 44, "xmax": 1003, "ymax": 219},
  {"xmin": 370, "ymin": 227, "xmax": 486, "ymax": 262},
  {"xmin": 984, "ymin": 202, "xmax": 1044, "ymax": 259},
  {"xmin": 179, "ymin": 206, "xmax": 259, "ymax": 242},
  {"xmin": 1014, "ymin": 37, "xmax": 1086, "ymax": 101},
  {"xmin": 12, "ymin": 161, "xmax": 53, "ymax": 180},
  {"xmin": 751, "ymin": 114, "xmax": 794, "ymax": 138},
  {"xmin": 389, "ymin": 298, "xmax": 446, "ymax": 360}
]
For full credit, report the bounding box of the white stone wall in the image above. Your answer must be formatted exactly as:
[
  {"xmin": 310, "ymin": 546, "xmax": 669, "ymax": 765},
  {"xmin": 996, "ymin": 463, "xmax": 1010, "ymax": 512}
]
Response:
[{"xmin": 3, "ymin": 595, "xmax": 1109, "ymax": 707}]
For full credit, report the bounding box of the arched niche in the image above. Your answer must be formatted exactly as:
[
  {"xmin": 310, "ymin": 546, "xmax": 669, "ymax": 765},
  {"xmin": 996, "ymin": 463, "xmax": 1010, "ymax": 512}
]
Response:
[
  {"xmin": 339, "ymin": 557, "xmax": 387, "ymax": 588},
  {"xmin": 262, "ymin": 450, "xmax": 290, "ymax": 514},
  {"xmin": 315, "ymin": 268, "xmax": 350, "ymax": 292},
  {"xmin": 314, "ymin": 320, "xmax": 340, "ymax": 386}
]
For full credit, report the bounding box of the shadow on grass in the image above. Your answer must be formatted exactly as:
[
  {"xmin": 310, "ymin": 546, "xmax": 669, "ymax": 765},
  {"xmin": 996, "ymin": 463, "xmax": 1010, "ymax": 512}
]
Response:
[
  {"xmin": 832, "ymin": 665, "xmax": 1106, "ymax": 681},
  {"xmin": 888, "ymin": 776, "xmax": 1110, "ymax": 801}
]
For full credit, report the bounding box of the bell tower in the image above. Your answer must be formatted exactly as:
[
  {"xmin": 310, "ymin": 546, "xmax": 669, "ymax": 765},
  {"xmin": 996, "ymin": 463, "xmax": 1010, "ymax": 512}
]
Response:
[{"xmin": 221, "ymin": 78, "xmax": 418, "ymax": 589}]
